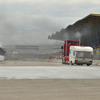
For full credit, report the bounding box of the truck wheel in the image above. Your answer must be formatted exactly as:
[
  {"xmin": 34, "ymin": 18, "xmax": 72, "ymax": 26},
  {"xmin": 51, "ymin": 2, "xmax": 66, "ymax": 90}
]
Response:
[
  {"xmin": 71, "ymin": 61, "xmax": 74, "ymax": 65},
  {"xmin": 87, "ymin": 64, "xmax": 90, "ymax": 66}
]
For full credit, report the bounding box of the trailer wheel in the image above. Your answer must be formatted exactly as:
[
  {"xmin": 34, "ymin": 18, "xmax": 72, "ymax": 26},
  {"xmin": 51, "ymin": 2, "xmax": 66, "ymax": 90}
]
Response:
[
  {"xmin": 71, "ymin": 61, "xmax": 74, "ymax": 65},
  {"xmin": 87, "ymin": 64, "xmax": 90, "ymax": 66}
]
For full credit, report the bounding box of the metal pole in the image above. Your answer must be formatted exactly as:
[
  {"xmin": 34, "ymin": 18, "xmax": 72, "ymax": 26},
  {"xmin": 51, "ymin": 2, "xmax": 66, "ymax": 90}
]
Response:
[
  {"xmin": 79, "ymin": 38, "xmax": 80, "ymax": 46},
  {"xmin": 66, "ymin": 38, "xmax": 67, "ymax": 56}
]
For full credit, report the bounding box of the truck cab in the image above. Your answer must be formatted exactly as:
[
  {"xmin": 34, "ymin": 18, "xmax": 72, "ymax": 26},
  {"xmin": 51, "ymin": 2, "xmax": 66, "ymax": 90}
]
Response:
[{"xmin": 61, "ymin": 40, "xmax": 82, "ymax": 64}]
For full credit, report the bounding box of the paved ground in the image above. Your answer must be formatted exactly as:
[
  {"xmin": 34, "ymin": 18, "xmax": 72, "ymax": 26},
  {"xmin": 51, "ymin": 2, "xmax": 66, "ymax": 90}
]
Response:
[
  {"xmin": 0, "ymin": 59, "xmax": 100, "ymax": 66},
  {"xmin": 0, "ymin": 60, "xmax": 100, "ymax": 100},
  {"xmin": 0, "ymin": 60, "xmax": 63, "ymax": 66},
  {"xmin": 0, "ymin": 79, "xmax": 100, "ymax": 100},
  {"xmin": 0, "ymin": 66, "xmax": 100, "ymax": 79}
]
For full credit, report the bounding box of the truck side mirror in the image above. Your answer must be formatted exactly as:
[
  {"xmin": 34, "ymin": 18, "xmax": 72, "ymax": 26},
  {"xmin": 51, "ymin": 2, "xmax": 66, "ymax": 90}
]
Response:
[{"xmin": 61, "ymin": 46, "xmax": 63, "ymax": 49}]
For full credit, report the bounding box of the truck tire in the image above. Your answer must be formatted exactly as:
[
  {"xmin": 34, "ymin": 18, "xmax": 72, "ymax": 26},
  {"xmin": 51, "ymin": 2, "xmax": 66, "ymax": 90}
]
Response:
[
  {"xmin": 71, "ymin": 61, "xmax": 74, "ymax": 65},
  {"xmin": 87, "ymin": 64, "xmax": 90, "ymax": 66}
]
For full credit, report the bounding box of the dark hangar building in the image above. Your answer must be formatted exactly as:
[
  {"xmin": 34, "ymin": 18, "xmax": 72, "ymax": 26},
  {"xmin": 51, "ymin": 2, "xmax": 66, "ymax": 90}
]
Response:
[
  {"xmin": 73, "ymin": 14, "xmax": 100, "ymax": 48},
  {"xmin": 48, "ymin": 14, "xmax": 100, "ymax": 48}
]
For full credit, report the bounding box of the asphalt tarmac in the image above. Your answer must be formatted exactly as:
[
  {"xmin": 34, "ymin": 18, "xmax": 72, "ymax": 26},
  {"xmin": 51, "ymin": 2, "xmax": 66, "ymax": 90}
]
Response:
[
  {"xmin": 0, "ymin": 79, "xmax": 100, "ymax": 100},
  {"xmin": 0, "ymin": 60, "xmax": 100, "ymax": 100},
  {"xmin": 0, "ymin": 66, "xmax": 100, "ymax": 79}
]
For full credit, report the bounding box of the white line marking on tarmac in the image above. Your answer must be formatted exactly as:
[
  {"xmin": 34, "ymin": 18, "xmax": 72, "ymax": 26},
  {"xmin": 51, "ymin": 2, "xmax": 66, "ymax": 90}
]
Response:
[{"xmin": 0, "ymin": 66, "xmax": 100, "ymax": 79}]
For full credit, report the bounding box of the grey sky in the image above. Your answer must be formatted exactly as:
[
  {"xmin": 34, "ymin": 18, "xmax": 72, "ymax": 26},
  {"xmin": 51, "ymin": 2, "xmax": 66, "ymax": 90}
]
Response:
[{"xmin": 0, "ymin": 0, "xmax": 100, "ymax": 45}]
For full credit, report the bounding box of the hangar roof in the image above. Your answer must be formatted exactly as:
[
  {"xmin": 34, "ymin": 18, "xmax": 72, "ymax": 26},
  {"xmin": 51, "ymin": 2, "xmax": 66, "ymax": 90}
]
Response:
[
  {"xmin": 48, "ymin": 14, "xmax": 100, "ymax": 41},
  {"xmin": 73, "ymin": 14, "xmax": 100, "ymax": 26}
]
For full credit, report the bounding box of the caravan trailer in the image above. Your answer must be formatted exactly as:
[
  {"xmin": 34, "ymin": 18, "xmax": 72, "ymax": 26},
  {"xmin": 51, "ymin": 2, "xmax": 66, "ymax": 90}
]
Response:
[{"xmin": 69, "ymin": 46, "xmax": 93, "ymax": 66}]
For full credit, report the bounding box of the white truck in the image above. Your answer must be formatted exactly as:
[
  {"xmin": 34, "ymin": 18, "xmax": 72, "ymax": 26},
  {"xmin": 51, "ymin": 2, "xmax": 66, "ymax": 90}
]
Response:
[{"xmin": 69, "ymin": 46, "xmax": 93, "ymax": 66}]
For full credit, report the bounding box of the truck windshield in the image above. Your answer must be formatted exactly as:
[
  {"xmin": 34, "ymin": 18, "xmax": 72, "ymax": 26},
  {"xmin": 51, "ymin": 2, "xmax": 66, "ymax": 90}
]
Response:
[{"xmin": 76, "ymin": 51, "xmax": 92, "ymax": 58}]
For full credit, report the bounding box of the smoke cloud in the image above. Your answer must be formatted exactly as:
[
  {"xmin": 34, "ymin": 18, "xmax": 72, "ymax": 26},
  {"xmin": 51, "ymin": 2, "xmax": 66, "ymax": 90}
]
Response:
[
  {"xmin": 0, "ymin": 13, "xmax": 61, "ymax": 45},
  {"xmin": 74, "ymin": 32, "xmax": 81, "ymax": 39}
]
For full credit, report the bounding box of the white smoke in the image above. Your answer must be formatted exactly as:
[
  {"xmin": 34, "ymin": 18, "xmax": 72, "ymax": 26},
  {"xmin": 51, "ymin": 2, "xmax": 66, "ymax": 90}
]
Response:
[
  {"xmin": 63, "ymin": 33, "xmax": 69, "ymax": 40},
  {"xmin": 75, "ymin": 32, "xmax": 81, "ymax": 39}
]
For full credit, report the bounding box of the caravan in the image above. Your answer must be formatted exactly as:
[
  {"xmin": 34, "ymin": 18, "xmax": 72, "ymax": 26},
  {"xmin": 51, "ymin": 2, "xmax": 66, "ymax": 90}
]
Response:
[{"xmin": 69, "ymin": 46, "xmax": 93, "ymax": 66}]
